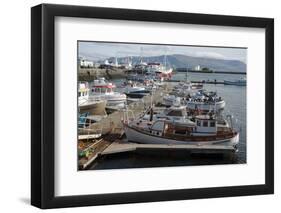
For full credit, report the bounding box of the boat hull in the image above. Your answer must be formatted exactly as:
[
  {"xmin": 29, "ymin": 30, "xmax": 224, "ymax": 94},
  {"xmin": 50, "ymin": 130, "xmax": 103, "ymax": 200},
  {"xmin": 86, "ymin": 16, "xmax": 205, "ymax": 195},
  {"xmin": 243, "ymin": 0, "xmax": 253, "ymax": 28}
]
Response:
[
  {"xmin": 224, "ymin": 80, "xmax": 246, "ymax": 86},
  {"xmin": 125, "ymin": 91, "xmax": 150, "ymax": 98},
  {"xmin": 124, "ymin": 124, "xmax": 239, "ymax": 147},
  {"xmin": 186, "ymin": 100, "xmax": 225, "ymax": 111},
  {"xmin": 79, "ymin": 100, "xmax": 107, "ymax": 115}
]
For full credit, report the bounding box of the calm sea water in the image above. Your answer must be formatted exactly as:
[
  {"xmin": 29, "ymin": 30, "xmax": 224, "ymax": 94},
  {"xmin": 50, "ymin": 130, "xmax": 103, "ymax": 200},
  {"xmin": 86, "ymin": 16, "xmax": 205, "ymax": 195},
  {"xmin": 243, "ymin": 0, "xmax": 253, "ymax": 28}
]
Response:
[{"xmin": 88, "ymin": 72, "xmax": 246, "ymax": 170}]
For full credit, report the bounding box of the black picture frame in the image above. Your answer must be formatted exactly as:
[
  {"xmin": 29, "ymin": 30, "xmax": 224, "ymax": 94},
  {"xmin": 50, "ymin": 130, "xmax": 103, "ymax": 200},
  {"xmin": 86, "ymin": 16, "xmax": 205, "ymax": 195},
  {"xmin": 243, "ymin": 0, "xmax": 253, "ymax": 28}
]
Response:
[{"xmin": 31, "ymin": 3, "xmax": 274, "ymax": 209}]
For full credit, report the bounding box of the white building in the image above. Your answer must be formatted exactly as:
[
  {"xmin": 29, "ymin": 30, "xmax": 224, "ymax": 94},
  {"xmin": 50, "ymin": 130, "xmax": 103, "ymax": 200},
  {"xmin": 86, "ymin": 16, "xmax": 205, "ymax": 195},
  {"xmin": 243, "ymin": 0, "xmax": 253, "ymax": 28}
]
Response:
[
  {"xmin": 80, "ymin": 59, "xmax": 94, "ymax": 68},
  {"xmin": 194, "ymin": 65, "xmax": 201, "ymax": 71}
]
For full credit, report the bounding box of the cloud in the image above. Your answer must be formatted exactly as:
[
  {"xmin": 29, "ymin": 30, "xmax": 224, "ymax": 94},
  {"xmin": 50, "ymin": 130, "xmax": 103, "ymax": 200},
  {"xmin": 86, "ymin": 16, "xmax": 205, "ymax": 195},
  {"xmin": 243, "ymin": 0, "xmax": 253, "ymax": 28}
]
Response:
[
  {"xmin": 78, "ymin": 41, "xmax": 246, "ymax": 62},
  {"xmin": 193, "ymin": 51, "xmax": 227, "ymax": 60}
]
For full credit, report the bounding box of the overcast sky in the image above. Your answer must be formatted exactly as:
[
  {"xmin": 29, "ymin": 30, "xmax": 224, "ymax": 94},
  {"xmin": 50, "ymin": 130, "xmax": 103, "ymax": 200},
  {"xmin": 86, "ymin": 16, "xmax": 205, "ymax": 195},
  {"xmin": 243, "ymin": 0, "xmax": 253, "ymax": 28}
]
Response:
[{"xmin": 78, "ymin": 41, "xmax": 247, "ymax": 63}]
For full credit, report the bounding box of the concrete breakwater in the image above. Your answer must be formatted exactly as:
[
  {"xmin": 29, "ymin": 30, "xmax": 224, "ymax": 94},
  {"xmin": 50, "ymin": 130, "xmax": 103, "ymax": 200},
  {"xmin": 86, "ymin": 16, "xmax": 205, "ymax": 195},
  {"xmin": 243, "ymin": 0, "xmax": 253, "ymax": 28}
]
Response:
[{"xmin": 78, "ymin": 68, "xmax": 128, "ymax": 81}]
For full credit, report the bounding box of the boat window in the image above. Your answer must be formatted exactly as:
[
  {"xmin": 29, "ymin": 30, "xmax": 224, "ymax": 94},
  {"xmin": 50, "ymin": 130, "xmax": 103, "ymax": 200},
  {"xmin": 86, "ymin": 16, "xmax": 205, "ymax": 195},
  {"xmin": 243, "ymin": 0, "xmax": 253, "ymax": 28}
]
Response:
[
  {"xmin": 167, "ymin": 110, "xmax": 183, "ymax": 116},
  {"xmin": 152, "ymin": 121, "xmax": 165, "ymax": 131},
  {"xmin": 197, "ymin": 120, "xmax": 201, "ymax": 126},
  {"xmin": 175, "ymin": 129, "xmax": 186, "ymax": 135},
  {"xmin": 210, "ymin": 121, "xmax": 216, "ymax": 127},
  {"xmin": 203, "ymin": 121, "xmax": 208, "ymax": 127}
]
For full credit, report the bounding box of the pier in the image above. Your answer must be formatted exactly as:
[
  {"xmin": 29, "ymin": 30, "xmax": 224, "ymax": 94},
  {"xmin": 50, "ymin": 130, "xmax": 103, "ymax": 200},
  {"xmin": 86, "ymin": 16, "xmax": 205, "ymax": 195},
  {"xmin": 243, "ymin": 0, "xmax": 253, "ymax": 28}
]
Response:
[
  {"xmin": 78, "ymin": 133, "xmax": 123, "ymax": 169},
  {"xmin": 78, "ymin": 87, "xmax": 169, "ymax": 169},
  {"xmin": 101, "ymin": 141, "xmax": 236, "ymax": 155},
  {"xmin": 175, "ymin": 68, "xmax": 246, "ymax": 75},
  {"xmin": 166, "ymin": 79, "xmax": 226, "ymax": 85},
  {"xmin": 80, "ymin": 136, "xmax": 236, "ymax": 170},
  {"xmin": 78, "ymin": 67, "xmax": 127, "ymax": 81}
]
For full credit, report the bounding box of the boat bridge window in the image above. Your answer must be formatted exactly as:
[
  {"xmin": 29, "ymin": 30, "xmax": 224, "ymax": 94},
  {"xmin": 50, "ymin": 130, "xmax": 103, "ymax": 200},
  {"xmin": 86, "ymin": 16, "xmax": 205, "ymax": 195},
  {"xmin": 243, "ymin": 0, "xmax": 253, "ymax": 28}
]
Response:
[
  {"xmin": 151, "ymin": 121, "xmax": 165, "ymax": 131},
  {"xmin": 197, "ymin": 120, "xmax": 201, "ymax": 126},
  {"xmin": 174, "ymin": 129, "xmax": 186, "ymax": 135},
  {"xmin": 210, "ymin": 121, "xmax": 216, "ymax": 127},
  {"xmin": 203, "ymin": 121, "xmax": 208, "ymax": 127},
  {"xmin": 167, "ymin": 110, "xmax": 183, "ymax": 116},
  {"xmin": 93, "ymin": 88, "xmax": 108, "ymax": 93}
]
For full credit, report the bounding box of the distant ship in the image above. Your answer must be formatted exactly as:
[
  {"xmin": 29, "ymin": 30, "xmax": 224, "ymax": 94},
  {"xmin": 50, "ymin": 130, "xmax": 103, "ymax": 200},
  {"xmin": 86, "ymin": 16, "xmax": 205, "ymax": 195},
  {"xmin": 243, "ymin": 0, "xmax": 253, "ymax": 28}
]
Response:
[
  {"xmin": 145, "ymin": 62, "xmax": 173, "ymax": 80},
  {"xmin": 224, "ymin": 78, "xmax": 246, "ymax": 86}
]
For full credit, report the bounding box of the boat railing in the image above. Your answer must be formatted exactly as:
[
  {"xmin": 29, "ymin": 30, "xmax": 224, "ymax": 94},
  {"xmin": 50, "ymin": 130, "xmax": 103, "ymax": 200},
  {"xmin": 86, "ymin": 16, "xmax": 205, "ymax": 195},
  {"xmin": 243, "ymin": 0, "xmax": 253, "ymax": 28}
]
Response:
[
  {"xmin": 121, "ymin": 105, "xmax": 135, "ymax": 124},
  {"xmin": 78, "ymin": 113, "xmax": 103, "ymax": 139}
]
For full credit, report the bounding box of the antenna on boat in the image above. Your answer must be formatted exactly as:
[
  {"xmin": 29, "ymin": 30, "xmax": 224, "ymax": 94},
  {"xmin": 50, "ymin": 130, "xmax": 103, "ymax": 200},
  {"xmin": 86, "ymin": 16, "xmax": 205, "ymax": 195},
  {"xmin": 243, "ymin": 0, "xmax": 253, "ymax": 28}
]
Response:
[
  {"xmin": 214, "ymin": 95, "xmax": 217, "ymax": 114},
  {"xmin": 149, "ymin": 90, "xmax": 154, "ymax": 121},
  {"xmin": 164, "ymin": 46, "xmax": 169, "ymax": 68},
  {"xmin": 226, "ymin": 114, "xmax": 233, "ymax": 129}
]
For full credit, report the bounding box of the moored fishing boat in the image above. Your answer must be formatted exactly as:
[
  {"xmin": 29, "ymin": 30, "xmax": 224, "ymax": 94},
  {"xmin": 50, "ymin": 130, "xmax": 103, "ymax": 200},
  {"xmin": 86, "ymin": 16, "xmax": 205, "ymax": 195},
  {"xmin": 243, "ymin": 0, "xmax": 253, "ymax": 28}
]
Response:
[
  {"xmin": 185, "ymin": 93, "xmax": 225, "ymax": 112},
  {"xmin": 123, "ymin": 111, "xmax": 239, "ymax": 148},
  {"xmin": 78, "ymin": 82, "xmax": 107, "ymax": 115},
  {"xmin": 224, "ymin": 77, "xmax": 246, "ymax": 86},
  {"xmin": 121, "ymin": 81, "xmax": 150, "ymax": 98},
  {"xmin": 91, "ymin": 77, "xmax": 127, "ymax": 110},
  {"xmin": 141, "ymin": 104, "xmax": 189, "ymax": 123},
  {"xmin": 145, "ymin": 62, "xmax": 173, "ymax": 80}
]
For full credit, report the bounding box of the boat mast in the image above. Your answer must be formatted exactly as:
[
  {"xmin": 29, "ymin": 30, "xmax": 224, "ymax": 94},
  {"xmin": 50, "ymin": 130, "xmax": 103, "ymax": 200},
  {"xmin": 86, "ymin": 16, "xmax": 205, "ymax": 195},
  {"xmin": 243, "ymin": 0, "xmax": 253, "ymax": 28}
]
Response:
[{"xmin": 149, "ymin": 90, "xmax": 154, "ymax": 121}]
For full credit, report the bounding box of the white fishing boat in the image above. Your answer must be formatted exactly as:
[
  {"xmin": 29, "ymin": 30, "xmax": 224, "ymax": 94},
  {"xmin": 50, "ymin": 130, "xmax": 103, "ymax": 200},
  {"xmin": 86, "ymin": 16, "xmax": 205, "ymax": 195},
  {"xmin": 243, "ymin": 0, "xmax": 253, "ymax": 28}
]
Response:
[
  {"xmin": 121, "ymin": 81, "xmax": 150, "ymax": 98},
  {"xmin": 141, "ymin": 104, "xmax": 189, "ymax": 124},
  {"xmin": 185, "ymin": 94, "xmax": 225, "ymax": 112},
  {"xmin": 162, "ymin": 95, "xmax": 180, "ymax": 107},
  {"xmin": 78, "ymin": 82, "xmax": 107, "ymax": 115},
  {"xmin": 145, "ymin": 62, "xmax": 173, "ymax": 80},
  {"xmin": 163, "ymin": 89, "xmax": 225, "ymax": 111},
  {"xmin": 141, "ymin": 100, "xmax": 230, "ymax": 129},
  {"xmin": 174, "ymin": 81, "xmax": 203, "ymax": 90},
  {"xmin": 224, "ymin": 77, "xmax": 246, "ymax": 86},
  {"xmin": 92, "ymin": 78, "xmax": 127, "ymax": 110},
  {"xmin": 123, "ymin": 111, "xmax": 239, "ymax": 148}
]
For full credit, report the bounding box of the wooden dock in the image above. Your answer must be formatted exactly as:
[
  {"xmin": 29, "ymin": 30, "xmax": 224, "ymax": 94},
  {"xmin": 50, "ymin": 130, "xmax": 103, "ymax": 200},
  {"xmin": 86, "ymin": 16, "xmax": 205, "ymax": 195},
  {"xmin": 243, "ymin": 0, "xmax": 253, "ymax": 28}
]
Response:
[
  {"xmin": 78, "ymin": 133, "xmax": 123, "ymax": 169},
  {"xmin": 101, "ymin": 141, "xmax": 236, "ymax": 156},
  {"xmin": 166, "ymin": 80, "xmax": 226, "ymax": 84}
]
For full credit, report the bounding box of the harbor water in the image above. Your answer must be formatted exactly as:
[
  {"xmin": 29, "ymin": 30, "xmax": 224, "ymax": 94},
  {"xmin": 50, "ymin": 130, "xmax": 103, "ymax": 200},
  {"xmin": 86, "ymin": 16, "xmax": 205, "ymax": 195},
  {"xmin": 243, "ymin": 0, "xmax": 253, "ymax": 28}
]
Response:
[{"xmin": 88, "ymin": 72, "xmax": 247, "ymax": 170}]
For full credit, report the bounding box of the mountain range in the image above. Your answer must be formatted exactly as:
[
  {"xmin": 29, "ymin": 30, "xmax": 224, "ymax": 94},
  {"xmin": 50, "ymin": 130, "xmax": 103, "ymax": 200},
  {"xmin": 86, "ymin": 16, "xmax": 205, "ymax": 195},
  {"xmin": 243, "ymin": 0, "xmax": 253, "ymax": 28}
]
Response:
[{"xmin": 106, "ymin": 54, "xmax": 246, "ymax": 72}]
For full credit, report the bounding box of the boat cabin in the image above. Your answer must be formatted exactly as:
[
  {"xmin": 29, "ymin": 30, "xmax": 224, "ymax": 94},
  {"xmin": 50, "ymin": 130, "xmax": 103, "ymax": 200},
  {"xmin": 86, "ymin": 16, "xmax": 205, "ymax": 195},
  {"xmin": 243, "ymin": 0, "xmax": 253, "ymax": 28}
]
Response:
[
  {"xmin": 162, "ymin": 106, "xmax": 187, "ymax": 120},
  {"xmin": 195, "ymin": 115, "xmax": 217, "ymax": 133},
  {"xmin": 149, "ymin": 120, "xmax": 196, "ymax": 137},
  {"xmin": 92, "ymin": 78, "xmax": 116, "ymax": 94}
]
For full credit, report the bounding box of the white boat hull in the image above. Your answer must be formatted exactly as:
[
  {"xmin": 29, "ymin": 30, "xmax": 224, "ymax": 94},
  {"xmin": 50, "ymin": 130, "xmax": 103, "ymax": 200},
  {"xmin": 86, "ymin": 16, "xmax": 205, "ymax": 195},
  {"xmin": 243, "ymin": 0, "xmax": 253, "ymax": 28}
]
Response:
[
  {"xmin": 186, "ymin": 100, "xmax": 225, "ymax": 111},
  {"xmin": 224, "ymin": 80, "xmax": 246, "ymax": 86},
  {"xmin": 79, "ymin": 100, "xmax": 107, "ymax": 115},
  {"xmin": 124, "ymin": 124, "xmax": 239, "ymax": 147}
]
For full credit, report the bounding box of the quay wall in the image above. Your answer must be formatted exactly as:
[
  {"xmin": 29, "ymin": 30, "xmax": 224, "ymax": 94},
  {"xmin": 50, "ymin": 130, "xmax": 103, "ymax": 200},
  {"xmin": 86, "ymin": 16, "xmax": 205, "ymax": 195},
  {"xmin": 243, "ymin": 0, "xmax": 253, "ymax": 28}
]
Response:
[{"xmin": 78, "ymin": 68, "xmax": 127, "ymax": 81}]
